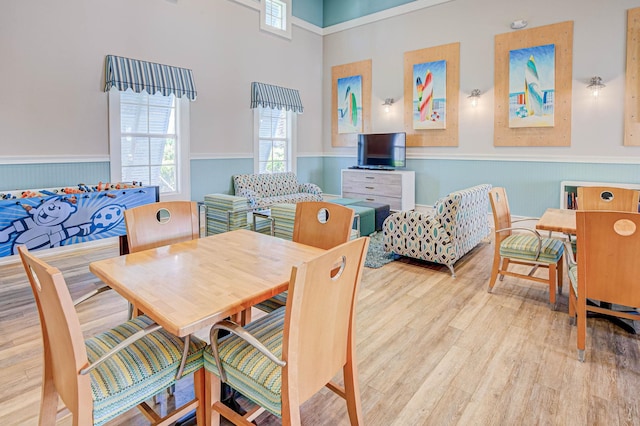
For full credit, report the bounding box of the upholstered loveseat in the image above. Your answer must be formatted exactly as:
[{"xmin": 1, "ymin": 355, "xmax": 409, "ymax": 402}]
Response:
[
  {"xmin": 232, "ymin": 172, "xmax": 323, "ymax": 209},
  {"xmin": 383, "ymin": 184, "xmax": 492, "ymax": 276}
]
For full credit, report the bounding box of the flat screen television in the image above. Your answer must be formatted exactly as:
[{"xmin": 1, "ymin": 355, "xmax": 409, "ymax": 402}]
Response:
[{"xmin": 357, "ymin": 132, "xmax": 406, "ymax": 169}]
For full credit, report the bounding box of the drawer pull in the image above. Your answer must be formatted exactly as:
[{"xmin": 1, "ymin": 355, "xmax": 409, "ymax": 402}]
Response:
[
  {"xmin": 366, "ymin": 186, "xmax": 374, "ymax": 189},
  {"xmin": 366, "ymin": 198, "xmax": 374, "ymax": 201},
  {"xmin": 365, "ymin": 176, "xmax": 375, "ymax": 179}
]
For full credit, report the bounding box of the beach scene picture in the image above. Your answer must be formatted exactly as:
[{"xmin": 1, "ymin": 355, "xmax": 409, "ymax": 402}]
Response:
[
  {"xmin": 337, "ymin": 75, "xmax": 363, "ymax": 134},
  {"xmin": 413, "ymin": 60, "xmax": 446, "ymax": 130},
  {"xmin": 509, "ymin": 44, "xmax": 555, "ymax": 128}
]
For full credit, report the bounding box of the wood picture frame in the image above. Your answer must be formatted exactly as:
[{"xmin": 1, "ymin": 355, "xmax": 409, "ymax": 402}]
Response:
[
  {"xmin": 403, "ymin": 42, "xmax": 460, "ymax": 147},
  {"xmin": 331, "ymin": 59, "xmax": 372, "ymax": 147},
  {"xmin": 494, "ymin": 21, "xmax": 573, "ymax": 146},
  {"xmin": 624, "ymin": 7, "xmax": 640, "ymax": 146}
]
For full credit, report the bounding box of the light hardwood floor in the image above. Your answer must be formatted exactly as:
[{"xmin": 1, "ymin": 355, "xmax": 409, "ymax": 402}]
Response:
[{"xmin": 1, "ymin": 236, "xmax": 639, "ymax": 426}]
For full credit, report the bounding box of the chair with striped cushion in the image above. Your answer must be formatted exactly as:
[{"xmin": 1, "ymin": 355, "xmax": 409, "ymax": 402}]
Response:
[
  {"xmin": 253, "ymin": 201, "xmax": 355, "ymax": 314},
  {"xmin": 488, "ymin": 187, "xmax": 565, "ymax": 309},
  {"xmin": 203, "ymin": 237, "xmax": 370, "ymax": 426},
  {"xmin": 18, "ymin": 246, "xmax": 206, "ymax": 426}
]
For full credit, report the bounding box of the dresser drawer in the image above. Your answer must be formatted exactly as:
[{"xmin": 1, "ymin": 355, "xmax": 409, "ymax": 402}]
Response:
[
  {"xmin": 343, "ymin": 171, "xmax": 402, "ymax": 186},
  {"xmin": 342, "ymin": 182, "xmax": 402, "ymax": 198}
]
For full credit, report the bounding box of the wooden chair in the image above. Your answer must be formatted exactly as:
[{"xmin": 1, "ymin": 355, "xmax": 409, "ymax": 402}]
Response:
[
  {"xmin": 566, "ymin": 211, "xmax": 640, "ymax": 362},
  {"xmin": 577, "ymin": 186, "xmax": 640, "ymax": 212},
  {"xmin": 488, "ymin": 187, "xmax": 565, "ymax": 309},
  {"xmin": 124, "ymin": 200, "xmax": 200, "ymax": 253},
  {"xmin": 18, "ymin": 246, "xmax": 206, "ymax": 426},
  {"xmin": 254, "ymin": 201, "xmax": 355, "ymax": 313},
  {"xmin": 203, "ymin": 237, "xmax": 369, "ymax": 426}
]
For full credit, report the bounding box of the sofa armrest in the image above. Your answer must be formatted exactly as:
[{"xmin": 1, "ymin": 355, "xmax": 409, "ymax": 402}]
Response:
[{"xmin": 298, "ymin": 182, "xmax": 323, "ymax": 197}]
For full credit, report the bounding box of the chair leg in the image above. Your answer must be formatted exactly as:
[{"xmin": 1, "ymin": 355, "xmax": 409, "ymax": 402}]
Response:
[
  {"xmin": 548, "ymin": 263, "xmax": 557, "ymax": 310},
  {"xmin": 204, "ymin": 370, "xmax": 221, "ymax": 426},
  {"xmin": 568, "ymin": 285, "xmax": 576, "ymax": 325},
  {"xmin": 447, "ymin": 265, "xmax": 456, "ymax": 278},
  {"xmin": 194, "ymin": 369, "xmax": 206, "ymax": 426},
  {"xmin": 488, "ymin": 254, "xmax": 501, "ymax": 292},
  {"xmin": 557, "ymin": 254, "xmax": 564, "ymax": 295},
  {"xmin": 577, "ymin": 295, "xmax": 587, "ymax": 362},
  {"xmin": 499, "ymin": 258, "xmax": 510, "ymax": 281},
  {"xmin": 343, "ymin": 361, "xmax": 364, "ymax": 426}
]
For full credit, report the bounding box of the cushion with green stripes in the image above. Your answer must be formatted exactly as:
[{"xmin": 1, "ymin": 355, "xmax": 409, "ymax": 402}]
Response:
[
  {"xmin": 204, "ymin": 307, "xmax": 286, "ymax": 417},
  {"xmin": 86, "ymin": 315, "xmax": 206, "ymax": 426},
  {"xmin": 499, "ymin": 234, "xmax": 564, "ymax": 263},
  {"xmin": 568, "ymin": 264, "xmax": 578, "ymax": 295},
  {"xmin": 254, "ymin": 291, "xmax": 288, "ymax": 313}
]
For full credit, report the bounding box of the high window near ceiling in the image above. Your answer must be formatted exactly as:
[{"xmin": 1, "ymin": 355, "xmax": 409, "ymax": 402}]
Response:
[
  {"xmin": 261, "ymin": 0, "xmax": 292, "ymax": 39},
  {"xmin": 105, "ymin": 55, "xmax": 196, "ymax": 201},
  {"xmin": 251, "ymin": 82, "xmax": 304, "ymax": 174}
]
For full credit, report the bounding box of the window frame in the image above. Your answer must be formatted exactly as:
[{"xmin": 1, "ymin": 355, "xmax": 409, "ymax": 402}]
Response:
[
  {"xmin": 260, "ymin": 0, "xmax": 292, "ymax": 40},
  {"xmin": 108, "ymin": 88, "xmax": 191, "ymax": 201},
  {"xmin": 253, "ymin": 106, "xmax": 297, "ymax": 174}
]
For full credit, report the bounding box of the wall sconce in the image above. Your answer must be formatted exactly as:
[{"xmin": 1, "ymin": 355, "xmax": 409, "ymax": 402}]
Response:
[
  {"xmin": 467, "ymin": 89, "xmax": 481, "ymax": 107},
  {"xmin": 382, "ymin": 98, "xmax": 394, "ymax": 113},
  {"xmin": 587, "ymin": 76, "xmax": 605, "ymax": 98}
]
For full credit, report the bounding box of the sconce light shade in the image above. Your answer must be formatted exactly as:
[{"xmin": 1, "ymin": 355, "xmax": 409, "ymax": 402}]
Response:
[
  {"xmin": 587, "ymin": 76, "xmax": 605, "ymax": 97},
  {"xmin": 467, "ymin": 89, "xmax": 481, "ymax": 107},
  {"xmin": 382, "ymin": 98, "xmax": 394, "ymax": 113}
]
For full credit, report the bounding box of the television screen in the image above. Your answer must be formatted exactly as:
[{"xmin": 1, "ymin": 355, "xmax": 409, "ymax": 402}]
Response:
[{"xmin": 357, "ymin": 132, "xmax": 406, "ymax": 169}]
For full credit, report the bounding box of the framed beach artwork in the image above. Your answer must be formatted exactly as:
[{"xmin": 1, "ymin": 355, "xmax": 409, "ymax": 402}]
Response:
[
  {"xmin": 412, "ymin": 60, "xmax": 446, "ymax": 129},
  {"xmin": 403, "ymin": 42, "xmax": 459, "ymax": 147},
  {"xmin": 331, "ymin": 59, "xmax": 371, "ymax": 147},
  {"xmin": 508, "ymin": 44, "xmax": 555, "ymax": 128},
  {"xmin": 337, "ymin": 75, "xmax": 363, "ymax": 134},
  {"xmin": 494, "ymin": 21, "xmax": 573, "ymax": 147}
]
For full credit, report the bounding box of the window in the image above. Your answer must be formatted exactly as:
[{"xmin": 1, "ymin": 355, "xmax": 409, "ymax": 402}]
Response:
[
  {"xmin": 108, "ymin": 89, "xmax": 190, "ymax": 201},
  {"xmin": 260, "ymin": 0, "xmax": 292, "ymax": 39},
  {"xmin": 254, "ymin": 106, "xmax": 296, "ymax": 173}
]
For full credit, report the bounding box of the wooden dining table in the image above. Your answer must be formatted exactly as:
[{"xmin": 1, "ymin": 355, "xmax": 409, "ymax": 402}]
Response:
[
  {"xmin": 535, "ymin": 207, "xmax": 576, "ymax": 235},
  {"xmin": 89, "ymin": 229, "xmax": 324, "ymax": 338}
]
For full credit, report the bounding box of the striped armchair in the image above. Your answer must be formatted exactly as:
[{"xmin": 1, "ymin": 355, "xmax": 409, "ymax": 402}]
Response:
[{"xmin": 383, "ymin": 184, "xmax": 492, "ymax": 277}]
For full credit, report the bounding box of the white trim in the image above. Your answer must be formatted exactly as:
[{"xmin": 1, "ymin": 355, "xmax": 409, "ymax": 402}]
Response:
[
  {"xmin": 190, "ymin": 153, "xmax": 252, "ymax": 160},
  {"xmin": 291, "ymin": 17, "xmax": 322, "ymax": 35},
  {"xmin": 322, "ymin": 151, "xmax": 640, "ymax": 165},
  {"xmin": 322, "ymin": 0, "xmax": 454, "ymax": 35},
  {"xmin": 0, "ymin": 155, "xmax": 110, "ymax": 165},
  {"xmin": 228, "ymin": 0, "xmax": 258, "ymax": 10}
]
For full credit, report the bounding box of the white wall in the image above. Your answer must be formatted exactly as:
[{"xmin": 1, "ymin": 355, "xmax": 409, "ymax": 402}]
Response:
[
  {"xmin": 0, "ymin": 0, "xmax": 323, "ymax": 159},
  {"xmin": 322, "ymin": 0, "xmax": 640, "ymax": 160}
]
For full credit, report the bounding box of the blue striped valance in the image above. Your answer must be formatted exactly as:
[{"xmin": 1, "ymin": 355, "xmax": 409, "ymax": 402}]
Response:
[
  {"xmin": 250, "ymin": 82, "xmax": 303, "ymax": 113},
  {"xmin": 104, "ymin": 55, "xmax": 197, "ymax": 100}
]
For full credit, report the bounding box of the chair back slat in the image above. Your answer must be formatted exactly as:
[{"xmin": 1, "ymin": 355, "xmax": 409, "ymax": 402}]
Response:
[
  {"xmin": 488, "ymin": 187, "xmax": 512, "ymax": 246},
  {"xmin": 577, "ymin": 186, "xmax": 639, "ymax": 212},
  {"xmin": 282, "ymin": 237, "xmax": 369, "ymax": 403},
  {"xmin": 124, "ymin": 201, "xmax": 199, "ymax": 253},
  {"xmin": 292, "ymin": 201, "xmax": 355, "ymax": 250},
  {"xmin": 576, "ymin": 211, "xmax": 640, "ymax": 306},
  {"xmin": 18, "ymin": 246, "xmax": 91, "ymax": 411}
]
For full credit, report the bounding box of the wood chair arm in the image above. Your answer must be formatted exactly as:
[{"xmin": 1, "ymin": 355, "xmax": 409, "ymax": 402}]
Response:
[
  {"xmin": 209, "ymin": 319, "xmax": 286, "ymax": 383},
  {"xmin": 79, "ymin": 322, "xmax": 163, "ymax": 375},
  {"xmin": 72, "ymin": 284, "xmax": 112, "ymax": 306}
]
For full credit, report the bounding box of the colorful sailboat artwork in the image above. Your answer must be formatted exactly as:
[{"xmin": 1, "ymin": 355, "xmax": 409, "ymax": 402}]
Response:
[
  {"xmin": 337, "ymin": 75, "xmax": 363, "ymax": 134},
  {"xmin": 413, "ymin": 60, "xmax": 446, "ymax": 129},
  {"xmin": 508, "ymin": 44, "xmax": 555, "ymax": 128}
]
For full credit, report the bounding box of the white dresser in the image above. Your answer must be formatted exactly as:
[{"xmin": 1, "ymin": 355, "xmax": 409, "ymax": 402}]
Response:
[{"xmin": 341, "ymin": 169, "xmax": 415, "ymax": 211}]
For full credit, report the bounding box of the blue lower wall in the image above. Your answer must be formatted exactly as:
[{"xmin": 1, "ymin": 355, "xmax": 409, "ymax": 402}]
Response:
[{"xmin": 3, "ymin": 157, "xmax": 639, "ymax": 218}]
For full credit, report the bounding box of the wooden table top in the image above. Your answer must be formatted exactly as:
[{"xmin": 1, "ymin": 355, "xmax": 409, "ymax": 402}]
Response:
[
  {"xmin": 535, "ymin": 208, "xmax": 577, "ymax": 234},
  {"xmin": 89, "ymin": 229, "xmax": 324, "ymax": 337}
]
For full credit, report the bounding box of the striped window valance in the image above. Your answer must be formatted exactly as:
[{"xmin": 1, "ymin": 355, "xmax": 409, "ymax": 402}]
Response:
[
  {"xmin": 250, "ymin": 82, "xmax": 303, "ymax": 113},
  {"xmin": 105, "ymin": 55, "xmax": 197, "ymax": 100}
]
